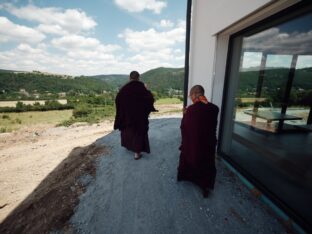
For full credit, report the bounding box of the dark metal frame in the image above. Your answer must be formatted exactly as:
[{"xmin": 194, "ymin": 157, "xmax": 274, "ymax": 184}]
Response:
[
  {"xmin": 218, "ymin": 1, "xmax": 312, "ymax": 232},
  {"xmin": 183, "ymin": 0, "xmax": 192, "ymax": 107}
]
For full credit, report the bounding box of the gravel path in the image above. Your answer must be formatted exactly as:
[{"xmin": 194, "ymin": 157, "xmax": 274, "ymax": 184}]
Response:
[{"xmin": 70, "ymin": 117, "xmax": 286, "ymax": 234}]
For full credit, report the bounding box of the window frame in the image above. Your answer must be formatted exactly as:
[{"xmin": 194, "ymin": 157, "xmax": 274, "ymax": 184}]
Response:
[{"xmin": 218, "ymin": 1, "xmax": 312, "ymax": 231}]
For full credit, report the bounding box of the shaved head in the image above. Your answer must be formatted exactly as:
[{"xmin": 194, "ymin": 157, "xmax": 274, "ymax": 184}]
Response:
[
  {"xmin": 130, "ymin": 71, "xmax": 140, "ymax": 80},
  {"xmin": 190, "ymin": 85, "xmax": 205, "ymax": 96}
]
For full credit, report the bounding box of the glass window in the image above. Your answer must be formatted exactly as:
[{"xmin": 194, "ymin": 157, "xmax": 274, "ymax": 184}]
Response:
[{"xmin": 220, "ymin": 5, "xmax": 312, "ymax": 231}]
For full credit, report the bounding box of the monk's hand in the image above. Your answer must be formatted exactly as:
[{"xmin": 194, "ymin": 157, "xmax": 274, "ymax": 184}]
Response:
[{"xmin": 182, "ymin": 107, "xmax": 187, "ymax": 114}]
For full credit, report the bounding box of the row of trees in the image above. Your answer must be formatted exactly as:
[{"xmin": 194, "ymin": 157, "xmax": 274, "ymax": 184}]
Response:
[{"xmin": 0, "ymin": 100, "xmax": 73, "ymax": 113}]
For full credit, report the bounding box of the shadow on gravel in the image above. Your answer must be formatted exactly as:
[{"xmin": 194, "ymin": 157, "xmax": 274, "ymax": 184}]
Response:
[{"xmin": 0, "ymin": 141, "xmax": 109, "ymax": 234}]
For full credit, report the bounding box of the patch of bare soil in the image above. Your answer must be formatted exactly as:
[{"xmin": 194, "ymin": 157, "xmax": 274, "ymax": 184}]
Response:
[
  {"xmin": 0, "ymin": 121, "xmax": 113, "ymax": 221},
  {"xmin": 152, "ymin": 104, "xmax": 183, "ymax": 116},
  {"xmin": 0, "ymin": 142, "xmax": 108, "ymax": 234}
]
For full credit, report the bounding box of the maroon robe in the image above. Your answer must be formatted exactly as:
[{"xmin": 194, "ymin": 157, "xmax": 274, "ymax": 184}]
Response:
[
  {"xmin": 178, "ymin": 102, "xmax": 219, "ymax": 190},
  {"xmin": 114, "ymin": 80, "xmax": 156, "ymax": 153}
]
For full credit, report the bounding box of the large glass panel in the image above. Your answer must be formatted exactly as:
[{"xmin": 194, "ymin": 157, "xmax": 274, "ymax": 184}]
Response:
[{"xmin": 221, "ymin": 8, "xmax": 312, "ymax": 231}]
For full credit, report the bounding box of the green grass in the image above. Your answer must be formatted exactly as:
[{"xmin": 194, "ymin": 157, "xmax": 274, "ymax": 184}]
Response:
[
  {"xmin": 0, "ymin": 99, "xmax": 182, "ymax": 132},
  {"xmin": 58, "ymin": 105, "xmax": 116, "ymax": 127},
  {"xmin": 0, "ymin": 110, "xmax": 73, "ymax": 132},
  {"xmin": 155, "ymin": 98, "xmax": 182, "ymax": 105}
]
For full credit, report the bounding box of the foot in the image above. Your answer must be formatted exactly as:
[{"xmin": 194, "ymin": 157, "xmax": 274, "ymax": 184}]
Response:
[{"xmin": 134, "ymin": 153, "xmax": 142, "ymax": 160}]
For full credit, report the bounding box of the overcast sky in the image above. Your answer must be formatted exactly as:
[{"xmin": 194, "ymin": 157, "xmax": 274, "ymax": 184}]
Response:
[{"xmin": 0, "ymin": 0, "xmax": 187, "ymax": 76}]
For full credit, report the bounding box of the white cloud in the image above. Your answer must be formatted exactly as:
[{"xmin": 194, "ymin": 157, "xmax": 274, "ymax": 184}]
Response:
[
  {"xmin": 174, "ymin": 49, "xmax": 182, "ymax": 54},
  {"xmin": 242, "ymin": 52, "xmax": 262, "ymax": 69},
  {"xmin": 0, "ymin": 43, "xmax": 50, "ymax": 72},
  {"xmin": 2, "ymin": 3, "xmax": 97, "ymax": 35},
  {"xmin": 243, "ymin": 28, "xmax": 312, "ymax": 68},
  {"xmin": 119, "ymin": 21, "xmax": 185, "ymax": 52},
  {"xmin": 127, "ymin": 45, "xmax": 184, "ymax": 71},
  {"xmin": 297, "ymin": 55, "xmax": 312, "ymax": 69},
  {"xmin": 0, "ymin": 43, "xmax": 126, "ymax": 75},
  {"xmin": 130, "ymin": 48, "xmax": 173, "ymax": 62},
  {"xmin": 244, "ymin": 28, "xmax": 312, "ymax": 55},
  {"xmin": 266, "ymin": 54, "xmax": 292, "ymax": 68},
  {"xmin": 0, "ymin": 28, "xmax": 125, "ymax": 75},
  {"xmin": 17, "ymin": 43, "xmax": 45, "ymax": 54},
  {"xmin": 0, "ymin": 16, "xmax": 45, "ymax": 43},
  {"xmin": 51, "ymin": 35, "xmax": 101, "ymax": 50},
  {"xmin": 51, "ymin": 35, "xmax": 121, "ymax": 61},
  {"xmin": 159, "ymin": 19, "xmax": 174, "ymax": 28},
  {"xmin": 0, "ymin": 2, "xmax": 185, "ymax": 75},
  {"xmin": 37, "ymin": 24, "xmax": 68, "ymax": 36},
  {"xmin": 114, "ymin": 0, "xmax": 167, "ymax": 14},
  {"xmin": 65, "ymin": 43, "xmax": 121, "ymax": 60},
  {"xmin": 0, "ymin": 38, "xmax": 183, "ymax": 75},
  {"xmin": 119, "ymin": 28, "xmax": 171, "ymax": 51}
]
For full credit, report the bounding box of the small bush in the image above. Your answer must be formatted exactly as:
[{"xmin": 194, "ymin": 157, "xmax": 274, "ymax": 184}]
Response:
[
  {"xmin": 15, "ymin": 118, "xmax": 22, "ymax": 124},
  {"xmin": 0, "ymin": 127, "xmax": 7, "ymax": 133},
  {"xmin": 10, "ymin": 118, "xmax": 22, "ymax": 124},
  {"xmin": 73, "ymin": 105, "xmax": 92, "ymax": 118},
  {"xmin": 58, "ymin": 118, "xmax": 76, "ymax": 127},
  {"xmin": 2, "ymin": 115, "xmax": 10, "ymax": 119}
]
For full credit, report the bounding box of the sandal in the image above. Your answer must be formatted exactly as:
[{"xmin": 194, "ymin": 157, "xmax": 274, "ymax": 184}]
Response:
[{"xmin": 134, "ymin": 153, "xmax": 142, "ymax": 160}]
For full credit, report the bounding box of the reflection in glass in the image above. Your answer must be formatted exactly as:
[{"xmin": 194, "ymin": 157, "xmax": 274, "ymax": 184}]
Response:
[
  {"xmin": 235, "ymin": 15, "xmax": 312, "ymax": 132},
  {"xmin": 221, "ymin": 9, "xmax": 312, "ymax": 230}
]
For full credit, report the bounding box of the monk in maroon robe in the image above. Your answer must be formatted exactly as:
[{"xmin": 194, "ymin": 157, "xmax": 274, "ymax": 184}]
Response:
[
  {"xmin": 177, "ymin": 85, "xmax": 219, "ymax": 197},
  {"xmin": 114, "ymin": 71, "xmax": 156, "ymax": 160}
]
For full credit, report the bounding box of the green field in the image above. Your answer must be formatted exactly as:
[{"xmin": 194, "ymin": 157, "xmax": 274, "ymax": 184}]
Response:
[
  {"xmin": 0, "ymin": 110, "xmax": 73, "ymax": 132},
  {"xmin": 155, "ymin": 98, "xmax": 182, "ymax": 105},
  {"xmin": 0, "ymin": 98, "xmax": 182, "ymax": 132}
]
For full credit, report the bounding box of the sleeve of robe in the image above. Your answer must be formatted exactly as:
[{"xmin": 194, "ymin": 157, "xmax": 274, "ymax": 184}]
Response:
[{"xmin": 113, "ymin": 91, "xmax": 123, "ymax": 130}]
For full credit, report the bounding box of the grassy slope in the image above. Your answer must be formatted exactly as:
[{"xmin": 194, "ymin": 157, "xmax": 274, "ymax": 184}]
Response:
[{"xmin": 0, "ymin": 110, "xmax": 73, "ymax": 132}]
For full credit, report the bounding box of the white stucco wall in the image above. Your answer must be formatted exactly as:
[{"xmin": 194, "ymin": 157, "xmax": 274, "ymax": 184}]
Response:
[{"xmin": 188, "ymin": 0, "xmax": 299, "ymax": 106}]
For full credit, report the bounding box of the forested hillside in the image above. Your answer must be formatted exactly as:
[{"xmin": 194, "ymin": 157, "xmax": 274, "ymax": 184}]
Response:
[
  {"xmin": 238, "ymin": 67, "xmax": 312, "ymax": 92},
  {"xmin": 0, "ymin": 72, "xmax": 112, "ymax": 100},
  {"xmin": 91, "ymin": 67, "xmax": 185, "ymax": 98},
  {"xmin": 141, "ymin": 67, "xmax": 184, "ymax": 97},
  {"xmin": 90, "ymin": 74, "xmax": 128, "ymax": 88},
  {"xmin": 237, "ymin": 67, "xmax": 312, "ymax": 105},
  {"xmin": 0, "ymin": 67, "xmax": 185, "ymax": 100}
]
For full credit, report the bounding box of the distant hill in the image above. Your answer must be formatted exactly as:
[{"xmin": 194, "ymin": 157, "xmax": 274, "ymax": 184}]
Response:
[
  {"xmin": 91, "ymin": 67, "xmax": 185, "ymax": 96},
  {"xmin": 141, "ymin": 67, "xmax": 184, "ymax": 95},
  {"xmin": 0, "ymin": 71, "xmax": 112, "ymax": 100},
  {"xmin": 0, "ymin": 67, "xmax": 185, "ymax": 100},
  {"xmin": 0, "ymin": 69, "xmax": 21, "ymax": 73},
  {"xmin": 239, "ymin": 67, "xmax": 312, "ymax": 91},
  {"xmin": 1, "ymin": 66, "xmax": 310, "ymax": 102},
  {"xmin": 90, "ymin": 74, "xmax": 128, "ymax": 88}
]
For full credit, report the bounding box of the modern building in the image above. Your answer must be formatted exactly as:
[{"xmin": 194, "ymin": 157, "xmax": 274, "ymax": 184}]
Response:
[{"xmin": 185, "ymin": 0, "xmax": 312, "ymax": 232}]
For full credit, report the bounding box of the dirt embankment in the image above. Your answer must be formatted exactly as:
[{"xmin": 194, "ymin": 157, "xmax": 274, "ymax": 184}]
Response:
[
  {"xmin": 0, "ymin": 142, "xmax": 107, "ymax": 233},
  {"xmin": 0, "ymin": 121, "xmax": 113, "ymax": 233}
]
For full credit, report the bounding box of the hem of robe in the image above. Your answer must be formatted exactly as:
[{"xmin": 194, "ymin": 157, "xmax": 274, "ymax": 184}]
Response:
[
  {"xmin": 177, "ymin": 172, "xmax": 216, "ymax": 190},
  {"xmin": 177, "ymin": 160, "xmax": 216, "ymax": 190},
  {"xmin": 120, "ymin": 128, "xmax": 150, "ymax": 154}
]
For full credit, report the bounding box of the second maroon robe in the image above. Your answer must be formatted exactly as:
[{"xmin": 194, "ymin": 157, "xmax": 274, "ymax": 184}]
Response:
[{"xmin": 178, "ymin": 102, "xmax": 219, "ymax": 190}]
